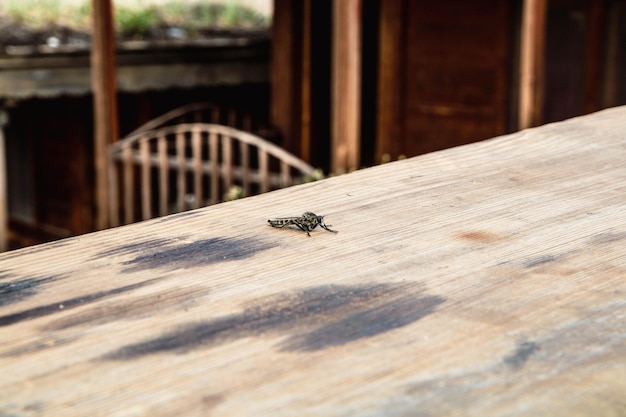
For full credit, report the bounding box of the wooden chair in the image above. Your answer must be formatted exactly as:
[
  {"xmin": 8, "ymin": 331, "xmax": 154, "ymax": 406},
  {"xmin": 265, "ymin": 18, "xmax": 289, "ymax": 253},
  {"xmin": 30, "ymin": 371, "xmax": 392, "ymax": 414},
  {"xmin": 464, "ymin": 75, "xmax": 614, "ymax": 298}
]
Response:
[
  {"xmin": 107, "ymin": 123, "xmax": 315, "ymax": 227},
  {"xmin": 126, "ymin": 102, "xmax": 254, "ymax": 136}
]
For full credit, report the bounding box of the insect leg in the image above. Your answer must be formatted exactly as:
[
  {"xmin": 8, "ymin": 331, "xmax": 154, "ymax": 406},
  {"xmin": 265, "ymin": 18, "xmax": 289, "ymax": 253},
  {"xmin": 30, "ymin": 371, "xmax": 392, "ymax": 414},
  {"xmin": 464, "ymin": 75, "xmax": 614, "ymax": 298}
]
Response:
[{"xmin": 293, "ymin": 221, "xmax": 312, "ymax": 237}]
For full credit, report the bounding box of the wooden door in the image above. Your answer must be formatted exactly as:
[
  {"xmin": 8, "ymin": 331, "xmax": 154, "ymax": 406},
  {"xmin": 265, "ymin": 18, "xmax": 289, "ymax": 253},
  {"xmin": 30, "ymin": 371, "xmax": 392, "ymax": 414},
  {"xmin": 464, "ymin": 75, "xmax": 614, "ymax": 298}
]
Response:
[{"xmin": 377, "ymin": 0, "xmax": 515, "ymax": 160}]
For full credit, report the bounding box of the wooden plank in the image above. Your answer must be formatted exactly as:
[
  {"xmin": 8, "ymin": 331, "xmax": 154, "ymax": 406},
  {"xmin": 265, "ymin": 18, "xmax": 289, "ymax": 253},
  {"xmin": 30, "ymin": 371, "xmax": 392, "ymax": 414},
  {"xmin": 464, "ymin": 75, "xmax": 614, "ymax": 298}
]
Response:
[
  {"xmin": 376, "ymin": 0, "xmax": 405, "ymax": 162},
  {"xmin": 259, "ymin": 148, "xmax": 269, "ymax": 193},
  {"xmin": 122, "ymin": 145, "xmax": 134, "ymax": 225},
  {"xmin": 140, "ymin": 139, "xmax": 151, "ymax": 220},
  {"xmin": 210, "ymin": 130, "xmax": 220, "ymax": 204},
  {"xmin": 91, "ymin": 0, "xmax": 118, "ymax": 229},
  {"xmin": 222, "ymin": 135, "xmax": 234, "ymax": 192},
  {"xmin": 240, "ymin": 141, "xmax": 251, "ymax": 197},
  {"xmin": 583, "ymin": 0, "xmax": 604, "ymax": 114},
  {"xmin": 192, "ymin": 127, "xmax": 203, "ymax": 209},
  {"xmin": 271, "ymin": 0, "xmax": 303, "ymax": 156},
  {"xmin": 280, "ymin": 160, "xmax": 290, "ymax": 188},
  {"xmin": 331, "ymin": 0, "xmax": 361, "ymax": 174},
  {"xmin": 107, "ymin": 154, "xmax": 119, "ymax": 227},
  {"xmin": 158, "ymin": 135, "xmax": 169, "ymax": 217},
  {"xmin": 1, "ymin": 108, "xmax": 625, "ymax": 416},
  {"xmin": 176, "ymin": 130, "xmax": 186, "ymax": 212},
  {"xmin": 601, "ymin": 2, "xmax": 621, "ymax": 108},
  {"xmin": 519, "ymin": 0, "xmax": 547, "ymax": 129}
]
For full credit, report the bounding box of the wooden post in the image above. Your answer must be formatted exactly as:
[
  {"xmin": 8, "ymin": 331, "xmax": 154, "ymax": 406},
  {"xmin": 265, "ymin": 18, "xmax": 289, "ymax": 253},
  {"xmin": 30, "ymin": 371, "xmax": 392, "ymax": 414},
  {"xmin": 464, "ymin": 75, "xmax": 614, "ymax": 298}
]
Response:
[
  {"xmin": 0, "ymin": 110, "xmax": 7, "ymax": 251},
  {"xmin": 376, "ymin": 0, "xmax": 405, "ymax": 163},
  {"xmin": 271, "ymin": 0, "xmax": 303, "ymax": 157},
  {"xmin": 331, "ymin": 0, "xmax": 361, "ymax": 174},
  {"xmin": 519, "ymin": 0, "xmax": 547, "ymax": 129},
  {"xmin": 91, "ymin": 0, "xmax": 118, "ymax": 230}
]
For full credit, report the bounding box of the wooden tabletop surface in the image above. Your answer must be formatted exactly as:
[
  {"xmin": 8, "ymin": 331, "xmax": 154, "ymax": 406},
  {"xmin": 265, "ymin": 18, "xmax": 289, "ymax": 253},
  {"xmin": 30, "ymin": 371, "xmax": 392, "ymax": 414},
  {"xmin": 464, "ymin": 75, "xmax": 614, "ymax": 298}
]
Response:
[{"xmin": 1, "ymin": 107, "xmax": 625, "ymax": 416}]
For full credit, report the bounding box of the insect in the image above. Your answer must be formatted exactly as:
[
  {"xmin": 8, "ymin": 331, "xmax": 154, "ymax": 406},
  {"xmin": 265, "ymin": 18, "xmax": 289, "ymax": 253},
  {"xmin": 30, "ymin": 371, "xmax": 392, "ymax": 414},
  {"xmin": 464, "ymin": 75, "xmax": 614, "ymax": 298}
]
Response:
[{"xmin": 267, "ymin": 212, "xmax": 338, "ymax": 237}]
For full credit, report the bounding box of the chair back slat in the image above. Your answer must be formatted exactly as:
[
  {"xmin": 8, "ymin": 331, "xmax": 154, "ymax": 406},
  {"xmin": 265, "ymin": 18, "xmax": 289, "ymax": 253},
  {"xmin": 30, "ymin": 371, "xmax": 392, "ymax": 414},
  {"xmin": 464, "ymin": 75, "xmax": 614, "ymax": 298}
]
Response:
[
  {"xmin": 280, "ymin": 160, "xmax": 290, "ymax": 188},
  {"xmin": 140, "ymin": 139, "xmax": 152, "ymax": 220},
  {"xmin": 192, "ymin": 126, "xmax": 203, "ymax": 209},
  {"xmin": 108, "ymin": 152, "xmax": 120, "ymax": 227},
  {"xmin": 157, "ymin": 135, "xmax": 169, "ymax": 217},
  {"xmin": 258, "ymin": 148, "xmax": 269, "ymax": 194},
  {"xmin": 176, "ymin": 129, "xmax": 186, "ymax": 212},
  {"xmin": 222, "ymin": 135, "xmax": 234, "ymax": 194},
  {"xmin": 122, "ymin": 145, "xmax": 134, "ymax": 225},
  {"xmin": 240, "ymin": 141, "xmax": 251, "ymax": 197},
  {"xmin": 109, "ymin": 123, "xmax": 316, "ymax": 226},
  {"xmin": 209, "ymin": 130, "xmax": 220, "ymax": 205}
]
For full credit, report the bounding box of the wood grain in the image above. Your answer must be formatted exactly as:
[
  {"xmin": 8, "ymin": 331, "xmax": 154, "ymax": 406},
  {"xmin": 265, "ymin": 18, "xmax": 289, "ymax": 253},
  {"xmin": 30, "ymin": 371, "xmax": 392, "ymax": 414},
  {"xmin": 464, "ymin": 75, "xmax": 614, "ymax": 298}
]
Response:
[{"xmin": 1, "ymin": 107, "xmax": 625, "ymax": 416}]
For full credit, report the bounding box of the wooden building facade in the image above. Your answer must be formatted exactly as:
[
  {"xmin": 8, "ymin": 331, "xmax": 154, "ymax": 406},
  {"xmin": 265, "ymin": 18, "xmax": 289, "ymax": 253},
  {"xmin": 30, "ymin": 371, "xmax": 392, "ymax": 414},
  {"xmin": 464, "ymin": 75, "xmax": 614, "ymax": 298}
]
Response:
[
  {"xmin": 2, "ymin": 0, "xmax": 626, "ymax": 250},
  {"xmin": 1, "ymin": 40, "xmax": 270, "ymax": 249},
  {"xmin": 270, "ymin": 0, "xmax": 626, "ymax": 171}
]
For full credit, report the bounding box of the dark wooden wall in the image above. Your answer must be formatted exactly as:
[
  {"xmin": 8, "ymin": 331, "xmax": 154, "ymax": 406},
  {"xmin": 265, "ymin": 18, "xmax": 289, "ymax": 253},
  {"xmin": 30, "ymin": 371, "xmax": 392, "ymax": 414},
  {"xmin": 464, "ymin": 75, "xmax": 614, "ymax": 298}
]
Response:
[
  {"xmin": 5, "ymin": 84, "xmax": 270, "ymax": 249},
  {"xmin": 377, "ymin": 0, "xmax": 516, "ymax": 160},
  {"xmin": 271, "ymin": 0, "xmax": 625, "ymax": 171}
]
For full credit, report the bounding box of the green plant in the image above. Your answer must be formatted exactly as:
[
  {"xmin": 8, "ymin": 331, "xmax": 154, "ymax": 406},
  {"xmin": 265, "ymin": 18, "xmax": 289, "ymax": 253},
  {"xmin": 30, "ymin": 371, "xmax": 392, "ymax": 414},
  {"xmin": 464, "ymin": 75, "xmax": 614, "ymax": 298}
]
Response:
[
  {"xmin": 0, "ymin": 0, "xmax": 270, "ymax": 38},
  {"xmin": 115, "ymin": 5, "xmax": 160, "ymax": 39}
]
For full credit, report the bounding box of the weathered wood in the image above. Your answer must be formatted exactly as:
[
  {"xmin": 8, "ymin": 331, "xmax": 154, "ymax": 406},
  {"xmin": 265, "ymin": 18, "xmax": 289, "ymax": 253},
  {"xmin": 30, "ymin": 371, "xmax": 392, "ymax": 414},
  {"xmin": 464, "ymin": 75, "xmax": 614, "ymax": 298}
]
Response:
[
  {"xmin": 140, "ymin": 139, "xmax": 151, "ymax": 220},
  {"xmin": 519, "ymin": 0, "xmax": 546, "ymax": 129},
  {"xmin": 1, "ymin": 108, "xmax": 625, "ymax": 416},
  {"xmin": 376, "ymin": 0, "xmax": 405, "ymax": 162},
  {"xmin": 240, "ymin": 141, "xmax": 251, "ymax": 196},
  {"xmin": 158, "ymin": 134, "xmax": 169, "ymax": 217},
  {"xmin": 107, "ymin": 148, "xmax": 120, "ymax": 227},
  {"xmin": 91, "ymin": 0, "xmax": 118, "ymax": 230},
  {"xmin": 0, "ymin": 44, "xmax": 270, "ymax": 100},
  {"xmin": 122, "ymin": 145, "xmax": 134, "ymax": 225},
  {"xmin": 176, "ymin": 129, "xmax": 186, "ymax": 212},
  {"xmin": 192, "ymin": 127, "xmax": 203, "ymax": 209},
  {"xmin": 271, "ymin": 0, "xmax": 303, "ymax": 156},
  {"xmin": 259, "ymin": 148, "xmax": 269, "ymax": 193},
  {"xmin": 210, "ymin": 130, "xmax": 220, "ymax": 205},
  {"xmin": 331, "ymin": 0, "xmax": 361, "ymax": 173}
]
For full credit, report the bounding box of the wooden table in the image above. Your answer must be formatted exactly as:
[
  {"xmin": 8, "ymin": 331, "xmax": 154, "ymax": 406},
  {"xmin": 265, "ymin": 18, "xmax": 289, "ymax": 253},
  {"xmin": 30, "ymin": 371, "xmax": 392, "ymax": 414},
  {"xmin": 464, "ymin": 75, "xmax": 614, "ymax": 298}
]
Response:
[{"xmin": 1, "ymin": 107, "xmax": 625, "ymax": 416}]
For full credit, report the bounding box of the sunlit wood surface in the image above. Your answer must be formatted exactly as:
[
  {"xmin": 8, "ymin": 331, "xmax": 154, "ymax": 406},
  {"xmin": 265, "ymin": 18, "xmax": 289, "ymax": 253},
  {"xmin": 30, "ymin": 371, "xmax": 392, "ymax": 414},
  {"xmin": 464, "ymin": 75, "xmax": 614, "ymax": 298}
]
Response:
[{"xmin": 1, "ymin": 107, "xmax": 625, "ymax": 416}]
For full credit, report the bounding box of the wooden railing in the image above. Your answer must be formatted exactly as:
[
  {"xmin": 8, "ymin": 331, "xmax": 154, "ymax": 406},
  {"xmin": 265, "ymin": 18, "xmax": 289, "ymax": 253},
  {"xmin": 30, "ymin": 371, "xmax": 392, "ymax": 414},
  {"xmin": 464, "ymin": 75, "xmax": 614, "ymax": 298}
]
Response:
[{"xmin": 108, "ymin": 123, "xmax": 315, "ymax": 227}]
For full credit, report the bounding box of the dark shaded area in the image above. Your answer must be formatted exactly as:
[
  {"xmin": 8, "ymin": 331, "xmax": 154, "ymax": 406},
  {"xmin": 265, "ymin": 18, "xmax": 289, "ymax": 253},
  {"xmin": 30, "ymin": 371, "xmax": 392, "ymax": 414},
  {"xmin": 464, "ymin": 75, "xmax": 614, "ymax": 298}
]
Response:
[
  {"xmin": 522, "ymin": 255, "xmax": 559, "ymax": 268},
  {"xmin": 0, "ymin": 275, "xmax": 58, "ymax": 306},
  {"xmin": 102, "ymin": 283, "xmax": 445, "ymax": 360},
  {"xmin": 503, "ymin": 340, "xmax": 539, "ymax": 369},
  {"xmin": 590, "ymin": 231, "xmax": 626, "ymax": 244},
  {"xmin": 43, "ymin": 286, "xmax": 202, "ymax": 331},
  {"xmin": 0, "ymin": 278, "xmax": 161, "ymax": 327},
  {"xmin": 281, "ymin": 295, "xmax": 443, "ymax": 351},
  {"xmin": 112, "ymin": 237, "xmax": 277, "ymax": 272}
]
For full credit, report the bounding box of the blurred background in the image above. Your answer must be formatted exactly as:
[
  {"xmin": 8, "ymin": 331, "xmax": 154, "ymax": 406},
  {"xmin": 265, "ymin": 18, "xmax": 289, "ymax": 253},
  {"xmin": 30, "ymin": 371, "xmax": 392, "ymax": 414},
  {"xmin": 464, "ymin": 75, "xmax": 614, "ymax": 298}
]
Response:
[{"xmin": 0, "ymin": 0, "xmax": 624, "ymax": 250}]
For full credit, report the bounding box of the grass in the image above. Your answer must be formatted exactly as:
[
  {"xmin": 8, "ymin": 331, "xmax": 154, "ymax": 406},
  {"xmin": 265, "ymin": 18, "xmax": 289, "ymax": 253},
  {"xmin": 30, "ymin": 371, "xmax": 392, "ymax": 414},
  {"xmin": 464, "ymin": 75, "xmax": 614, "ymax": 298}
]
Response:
[{"xmin": 0, "ymin": 0, "xmax": 270, "ymax": 38}]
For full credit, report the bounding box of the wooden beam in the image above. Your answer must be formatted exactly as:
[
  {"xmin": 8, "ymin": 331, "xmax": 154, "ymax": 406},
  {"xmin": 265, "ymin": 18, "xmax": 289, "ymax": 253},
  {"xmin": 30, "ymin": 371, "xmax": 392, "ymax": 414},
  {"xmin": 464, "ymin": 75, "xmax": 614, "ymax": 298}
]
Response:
[
  {"xmin": 271, "ymin": 0, "xmax": 302, "ymax": 157},
  {"xmin": 300, "ymin": 0, "xmax": 312, "ymax": 162},
  {"xmin": 518, "ymin": 0, "xmax": 547, "ymax": 129},
  {"xmin": 584, "ymin": 0, "xmax": 605, "ymax": 114},
  {"xmin": 376, "ymin": 0, "xmax": 405, "ymax": 162},
  {"xmin": 331, "ymin": 0, "xmax": 361, "ymax": 174},
  {"xmin": 91, "ymin": 0, "xmax": 118, "ymax": 230}
]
